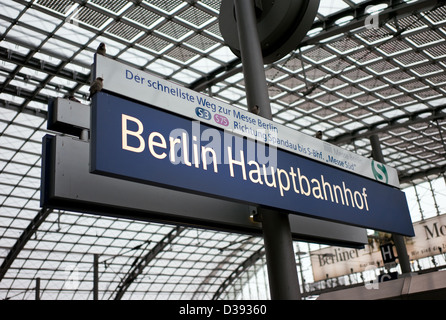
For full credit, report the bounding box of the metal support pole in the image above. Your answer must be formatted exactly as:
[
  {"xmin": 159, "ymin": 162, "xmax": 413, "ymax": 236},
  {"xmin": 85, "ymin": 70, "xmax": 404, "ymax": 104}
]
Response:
[
  {"xmin": 233, "ymin": 0, "xmax": 300, "ymax": 300},
  {"xmin": 370, "ymin": 135, "xmax": 411, "ymax": 275},
  {"xmin": 233, "ymin": 1, "xmax": 271, "ymax": 117},
  {"xmin": 427, "ymin": 177, "xmax": 440, "ymax": 216},
  {"xmin": 261, "ymin": 208, "xmax": 301, "ymax": 299},
  {"xmin": 93, "ymin": 254, "xmax": 99, "ymax": 300},
  {"xmin": 413, "ymin": 182, "xmax": 424, "ymax": 220},
  {"xmin": 35, "ymin": 277, "xmax": 40, "ymax": 300}
]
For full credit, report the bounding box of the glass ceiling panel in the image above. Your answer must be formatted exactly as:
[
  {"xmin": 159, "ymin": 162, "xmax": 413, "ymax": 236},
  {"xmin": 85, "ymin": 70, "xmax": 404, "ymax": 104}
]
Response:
[
  {"xmin": 0, "ymin": 0, "xmax": 445, "ymax": 301},
  {"xmin": 318, "ymin": 0, "xmax": 350, "ymax": 17}
]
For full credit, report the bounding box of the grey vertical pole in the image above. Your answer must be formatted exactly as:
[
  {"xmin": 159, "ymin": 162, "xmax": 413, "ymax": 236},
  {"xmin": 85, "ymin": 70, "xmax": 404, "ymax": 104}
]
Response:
[
  {"xmin": 93, "ymin": 254, "xmax": 99, "ymax": 300},
  {"xmin": 370, "ymin": 135, "xmax": 411, "ymax": 275},
  {"xmin": 35, "ymin": 277, "xmax": 40, "ymax": 300},
  {"xmin": 233, "ymin": 0, "xmax": 300, "ymax": 300}
]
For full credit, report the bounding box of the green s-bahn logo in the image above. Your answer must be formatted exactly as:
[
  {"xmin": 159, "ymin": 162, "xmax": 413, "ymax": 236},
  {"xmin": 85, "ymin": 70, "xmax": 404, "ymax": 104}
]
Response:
[{"xmin": 371, "ymin": 160, "xmax": 388, "ymax": 184}]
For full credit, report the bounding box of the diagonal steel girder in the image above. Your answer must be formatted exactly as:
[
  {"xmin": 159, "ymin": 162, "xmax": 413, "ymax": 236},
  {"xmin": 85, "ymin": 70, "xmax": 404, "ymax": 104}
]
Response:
[
  {"xmin": 0, "ymin": 208, "xmax": 53, "ymax": 282},
  {"xmin": 113, "ymin": 226, "xmax": 185, "ymax": 300},
  {"xmin": 212, "ymin": 248, "xmax": 265, "ymax": 300}
]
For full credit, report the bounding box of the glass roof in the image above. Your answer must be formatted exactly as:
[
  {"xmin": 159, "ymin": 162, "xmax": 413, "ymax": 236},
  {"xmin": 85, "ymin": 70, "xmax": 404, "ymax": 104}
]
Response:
[{"xmin": 0, "ymin": 0, "xmax": 446, "ymax": 300}]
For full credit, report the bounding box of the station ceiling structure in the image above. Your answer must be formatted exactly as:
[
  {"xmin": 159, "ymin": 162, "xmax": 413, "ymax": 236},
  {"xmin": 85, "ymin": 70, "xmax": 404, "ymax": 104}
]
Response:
[{"xmin": 0, "ymin": 0, "xmax": 445, "ymax": 300}]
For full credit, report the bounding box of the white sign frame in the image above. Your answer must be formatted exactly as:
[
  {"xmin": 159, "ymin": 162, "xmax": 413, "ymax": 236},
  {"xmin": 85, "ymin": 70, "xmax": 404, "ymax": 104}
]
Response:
[{"xmin": 94, "ymin": 55, "xmax": 400, "ymax": 188}]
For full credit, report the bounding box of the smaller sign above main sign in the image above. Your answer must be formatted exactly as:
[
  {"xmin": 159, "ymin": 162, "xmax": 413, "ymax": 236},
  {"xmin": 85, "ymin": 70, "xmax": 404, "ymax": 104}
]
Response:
[
  {"xmin": 90, "ymin": 92, "xmax": 414, "ymax": 236},
  {"xmin": 94, "ymin": 55, "xmax": 400, "ymax": 188}
]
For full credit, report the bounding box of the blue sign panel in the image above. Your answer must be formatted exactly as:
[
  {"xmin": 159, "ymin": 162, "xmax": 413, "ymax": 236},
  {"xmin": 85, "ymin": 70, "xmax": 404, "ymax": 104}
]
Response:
[{"xmin": 91, "ymin": 92, "xmax": 414, "ymax": 236}]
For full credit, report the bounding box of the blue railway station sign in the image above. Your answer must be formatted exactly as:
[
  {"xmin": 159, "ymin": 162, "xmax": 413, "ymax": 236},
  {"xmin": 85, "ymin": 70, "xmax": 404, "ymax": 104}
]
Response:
[{"xmin": 91, "ymin": 91, "xmax": 414, "ymax": 236}]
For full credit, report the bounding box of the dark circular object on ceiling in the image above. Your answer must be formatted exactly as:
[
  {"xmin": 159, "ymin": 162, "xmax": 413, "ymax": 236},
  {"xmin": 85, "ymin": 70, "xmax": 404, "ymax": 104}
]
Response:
[{"xmin": 219, "ymin": 0, "xmax": 320, "ymax": 64}]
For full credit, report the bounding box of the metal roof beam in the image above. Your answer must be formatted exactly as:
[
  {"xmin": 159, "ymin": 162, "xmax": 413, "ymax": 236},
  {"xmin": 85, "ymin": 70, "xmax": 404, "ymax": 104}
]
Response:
[
  {"xmin": 399, "ymin": 165, "xmax": 446, "ymax": 185},
  {"xmin": 212, "ymin": 248, "xmax": 265, "ymax": 300},
  {"xmin": 188, "ymin": 0, "xmax": 445, "ymax": 95},
  {"xmin": 0, "ymin": 208, "xmax": 53, "ymax": 282},
  {"xmin": 113, "ymin": 226, "xmax": 185, "ymax": 300},
  {"xmin": 302, "ymin": 0, "xmax": 446, "ymax": 47},
  {"xmin": 326, "ymin": 104, "xmax": 446, "ymax": 145}
]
